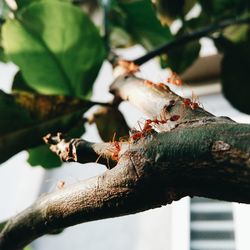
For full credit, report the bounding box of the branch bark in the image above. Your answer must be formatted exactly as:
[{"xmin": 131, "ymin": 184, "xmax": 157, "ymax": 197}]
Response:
[{"xmin": 1, "ymin": 75, "xmax": 250, "ymax": 250}]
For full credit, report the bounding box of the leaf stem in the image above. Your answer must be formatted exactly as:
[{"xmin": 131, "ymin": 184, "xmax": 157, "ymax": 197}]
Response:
[{"xmin": 133, "ymin": 16, "xmax": 250, "ymax": 66}]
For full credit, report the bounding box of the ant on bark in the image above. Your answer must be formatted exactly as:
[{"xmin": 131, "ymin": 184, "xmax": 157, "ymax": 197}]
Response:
[
  {"xmin": 182, "ymin": 92, "xmax": 200, "ymax": 110},
  {"xmin": 129, "ymin": 115, "xmax": 180, "ymax": 141},
  {"xmin": 111, "ymin": 140, "xmax": 121, "ymax": 161},
  {"xmin": 56, "ymin": 180, "xmax": 65, "ymax": 189},
  {"xmin": 166, "ymin": 72, "xmax": 183, "ymax": 86},
  {"xmin": 118, "ymin": 60, "xmax": 140, "ymax": 74}
]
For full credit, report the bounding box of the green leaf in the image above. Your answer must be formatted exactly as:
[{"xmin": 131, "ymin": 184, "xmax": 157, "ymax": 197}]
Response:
[
  {"xmin": 223, "ymin": 23, "xmax": 250, "ymax": 44},
  {"xmin": 0, "ymin": 46, "xmax": 7, "ymax": 63},
  {"xmin": 110, "ymin": 0, "xmax": 172, "ymax": 50},
  {"xmin": 28, "ymin": 120, "xmax": 85, "ymax": 168},
  {"xmin": 0, "ymin": 91, "xmax": 34, "ymax": 136},
  {"xmin": 164, "ymin": 28, "xmax": 201, "ymax": 73},
  {"xmin": 198, "ymin": 0, "xmax": 249, "ymax": 21},
  {"xmin": 28, "ymin": 144, "xmax": 61, "ymax": 168},
  {"xmin": 0, "ymin": 91, "xmax": 94, "ymax": 164},
  {"xmin": 2, "ymin": 1, "xmax": 106, "ymax": 97},
  {"xmin": 221, "ymin": 37, "xmax": 250, "ymax": 114},
  {"xmin": 15, "ymin": 0, "xmax": 71, "ymax": 10},
  {"xmin": 152, "ymin": 0, "xmax": 196, "ymax": 25},
  {"xmin": 15, "ymin": 0, "xmax": 40, "ymax": 9},
  {"xmin": 12, "ymin": 71, "xmax": 37, "ymax": 93},
  {"xmin": 166, "ymin": 41, "xmax": 201, "ymax": 73},
  {"xmin": 0, "ymin": 220, "xmax": 7, "ymax": 232},
  {"xmin": 23, "ymin": 246, "xmax": 32, "ymax": 250}
]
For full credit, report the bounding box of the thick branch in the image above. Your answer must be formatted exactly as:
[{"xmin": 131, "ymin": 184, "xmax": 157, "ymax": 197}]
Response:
[
  {"xmin": 110, "ymin": 74, "xmax": 213, "ymax": 121},
  {"xmin": 44, "ymin": 133, "xmax": 119, "ymax": 168},
  {"xmin": 1, "ymin": 75, "xmax": 250, "ymax": 250},
  {"xmin": 1, "ymin": 121, "xmax": 250, "ymax": 249}
]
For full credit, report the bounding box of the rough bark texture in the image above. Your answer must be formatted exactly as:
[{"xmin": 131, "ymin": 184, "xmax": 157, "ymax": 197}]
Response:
[{"xmin": 1, "ymin": 74, "xmax": 250, "ymax": 250}]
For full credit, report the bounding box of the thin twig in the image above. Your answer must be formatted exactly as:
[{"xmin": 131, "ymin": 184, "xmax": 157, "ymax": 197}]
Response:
[
  {"xmin": 100, "ymin": 0, "xmax": 111, "ymax": 52},
  {"xmin": 134, "ymin": 16, "xmax": 250, "ymax": 66}
]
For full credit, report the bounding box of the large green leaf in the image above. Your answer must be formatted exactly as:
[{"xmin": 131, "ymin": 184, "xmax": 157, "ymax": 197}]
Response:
[
  {"xmin": 0, "ymin": 91, "xmax": 94, "ymax": 164},
  {"xmin": 221, "ymin": 36, "xmax": 250, "ymax": 114},
  {"xmin": 12, "ymin": 71, "xmax": 37, "ymax": 93},
  {"xmin": 110, "ymin": 0, "xmax": 172, "ymax": 50},
  {"xmin": 15, "ymin": 0, "xmax": 40, "ymax": 9},
  {"xmin": 15, "ymin": 0, "xmax": 71, "ymax": 10},
  {"xmin": 2, "ymin": 1, "xmax": 106, "ymax": 97}
]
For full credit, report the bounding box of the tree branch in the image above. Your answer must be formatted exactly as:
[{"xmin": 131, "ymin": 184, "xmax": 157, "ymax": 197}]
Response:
[
  {"xmin": 2, "ymin": 121, "xmax": 250, "ymax": 249},
  {"xmin": 110, "ymin": 74, "xmax": 214, "ymax": 121},
  {"xmin": 133, "ymin": 16, "xmax": 250, "ymax": 65},
  {"xmin": 1, "ymin": 74, "xmax": 250, "ymax": 250},
  {"xmin": 43, "ymin": 133, "xmax": 119, "ymax": 168}
]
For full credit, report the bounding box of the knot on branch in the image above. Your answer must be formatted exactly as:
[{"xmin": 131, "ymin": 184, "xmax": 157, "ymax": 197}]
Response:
[
  {"xmin": 212, "ymin": 140, "xmax": 250, "ymax": 166},
  {"xmin": 43, "ymin": 133, "xmax": 76, "ymax": 162},
  {"xmin": 212, "ymin": 140, "xmax": 231, "ymax": 152}
]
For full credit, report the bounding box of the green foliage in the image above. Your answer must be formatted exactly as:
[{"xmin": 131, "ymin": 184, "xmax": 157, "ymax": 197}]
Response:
[
  {"xmin": 0, "ymin": 46, "xmax": 7, "ymax": 62},
  {"xmin": 153, "ymin": 0, "xmax": 196, "ymax": 24},
  {"xmin": 221, "ymin": 33, "xmax": 250, "ymax": 114},
  {"xmin": 0, "ymin": 220, "xmax": 7, "ymax": 232},
  {"xmin": 110, "ymin": 0, "xmax": 172, "ymax": 50},
  {"xmin": 2, "ymin": 0, "xmax": 106, "ymax": 97},
  {"xmin": 15, "ymin": 0, "xmax": 40, "ymax": 9},
  {"xmin": 12, "ymin": 71, "xmax": 37, "ymax": 93},
  {"xmin": 23, "ymin": 246, "xmax": 32, "ymax": 250},
  {"xmin": 0, "ymin": 91, "xmax": 93, "ymax": 164},
  {"xmin": 165, "ymin": 27, "xmax": 201, "ymax": 73},
  {"xmin": 15, "ymin": 0, "xmax": 71, "ymax": 10},
  {"xmin": 198, "ymin": 0, "xmax": 250, "ymax": 21},
  {"xmin": 28, "ymin": 145, "xmax": 62, "ymax": 168}
]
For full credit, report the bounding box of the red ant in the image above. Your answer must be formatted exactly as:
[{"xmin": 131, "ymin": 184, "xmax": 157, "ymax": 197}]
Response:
[
  {"xmin": 183, "ymin": 92, "xmax": 200, "ymax": 110},
  {"xmin": 56, "ymin": 180, "xmax": 65, "ymax": 189},
  {"xmin": 130, "ymin": 118, "xmax": 169, "ymax": 141},
  {"xmin": 166, "ymin": 72, "xmax": 183, "ymax": 86},
  {"xmin": 118, "ymin": 60, "xmax": 140, "ymax": 74},
  {"xmin": 170, "ymin": 115, "xmax": 180, "ymax": 121},
  {"xmin": 130, "ymin": 114, "xmax": 181, "ymax": 141},
  {"xmin": 129, "ymin": 119, "xmax": 154, "ymax": 141},
  {"xmin": 156, "ymin": 82, "xmax": 171, "ymax": 91},
  {"xmin": 111, "ymin": 141, "xmax": 121, "ymax": 161}
]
